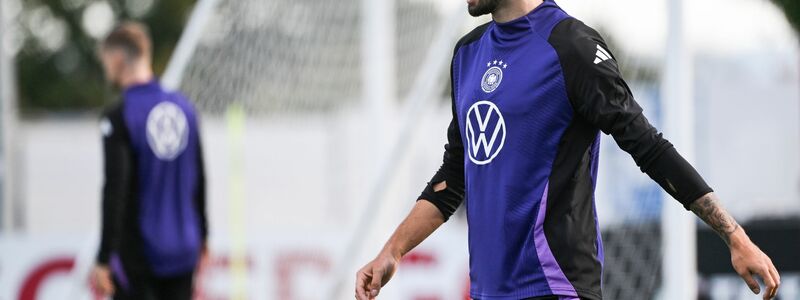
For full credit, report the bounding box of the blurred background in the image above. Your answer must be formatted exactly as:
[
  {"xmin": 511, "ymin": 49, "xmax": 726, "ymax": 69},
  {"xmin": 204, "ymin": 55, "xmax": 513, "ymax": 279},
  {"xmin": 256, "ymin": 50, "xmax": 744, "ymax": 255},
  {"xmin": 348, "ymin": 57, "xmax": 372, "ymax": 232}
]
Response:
[{"xmin": 0, "ymin": 0, "xmax": 798, "ymax": 299}]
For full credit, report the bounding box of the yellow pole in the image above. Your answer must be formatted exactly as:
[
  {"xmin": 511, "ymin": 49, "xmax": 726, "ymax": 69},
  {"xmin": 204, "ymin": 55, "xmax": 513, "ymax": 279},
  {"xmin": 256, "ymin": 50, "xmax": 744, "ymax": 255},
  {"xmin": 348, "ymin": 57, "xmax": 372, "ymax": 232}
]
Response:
[{"xmin": 226, "ymin": 104, "xmax": 247, "ymax": 299}]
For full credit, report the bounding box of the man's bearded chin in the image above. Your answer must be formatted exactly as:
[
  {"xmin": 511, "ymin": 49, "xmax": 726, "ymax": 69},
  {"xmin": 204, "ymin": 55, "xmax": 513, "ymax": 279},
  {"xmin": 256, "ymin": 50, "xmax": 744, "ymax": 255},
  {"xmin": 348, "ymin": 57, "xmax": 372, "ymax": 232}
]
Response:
[{"xmin": 468, "ymin": 0, "xmax": 503, "ymax": 17}]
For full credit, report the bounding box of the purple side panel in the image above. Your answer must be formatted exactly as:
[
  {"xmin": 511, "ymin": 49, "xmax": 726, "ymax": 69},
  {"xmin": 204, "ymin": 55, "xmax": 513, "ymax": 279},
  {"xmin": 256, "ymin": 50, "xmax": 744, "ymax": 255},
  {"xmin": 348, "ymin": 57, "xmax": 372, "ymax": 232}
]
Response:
[
  {"xmin": 589, "ymin": 134, "xmax": 604, "ymax": 269},
  {"xmin": 110, "ymin": 253, "xmax": 130, "ymax": 292},
  {"xmin": 534, "ymin": 182, "xmax": 578, "ymax": 296}
]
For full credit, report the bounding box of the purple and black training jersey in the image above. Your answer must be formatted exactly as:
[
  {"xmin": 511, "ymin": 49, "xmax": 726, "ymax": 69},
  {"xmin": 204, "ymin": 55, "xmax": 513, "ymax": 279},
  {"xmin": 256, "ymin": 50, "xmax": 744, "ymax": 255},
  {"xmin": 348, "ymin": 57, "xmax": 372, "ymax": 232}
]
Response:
[
  {"xmin": 97, "ymin": 79, "xmax": 207, "ymax": 279},
  {"xmin": 418, "ymin": 1, "xmax": 711, "ymax": 299}
]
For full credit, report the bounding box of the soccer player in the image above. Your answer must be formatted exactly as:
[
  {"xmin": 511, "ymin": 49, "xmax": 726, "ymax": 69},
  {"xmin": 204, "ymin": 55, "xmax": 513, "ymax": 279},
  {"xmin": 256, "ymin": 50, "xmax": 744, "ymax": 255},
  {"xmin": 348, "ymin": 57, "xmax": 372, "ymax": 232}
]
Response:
[
  {"xmin": 355, "ymin": 1, "xmax": 781, "ymax": 299},
  {"xmin": 90, "ymin": 22, "xmax": 208, "ymax": 300}
]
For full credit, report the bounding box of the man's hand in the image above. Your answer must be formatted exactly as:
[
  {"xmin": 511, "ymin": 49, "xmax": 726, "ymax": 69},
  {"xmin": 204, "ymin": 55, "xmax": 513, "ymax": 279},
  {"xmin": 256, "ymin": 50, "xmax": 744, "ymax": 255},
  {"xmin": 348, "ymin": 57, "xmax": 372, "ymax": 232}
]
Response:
[
  {"xmin": 728, "ymin": 228, "xmax": 780, "ymax": 299},
  {"xmin": 690, "ymin": 193, "xmax": 780, "ymax": 299},
  {"xmin": 353, "ymin": 200, "xmax": 446, "ymax": 299},
  {"xmin": 91, "ymin": 264, "xmax": 115, "ymax": 296},
  {"xmin": 355, "ymin": 251, "xmax": 400, "ymax": 300}
]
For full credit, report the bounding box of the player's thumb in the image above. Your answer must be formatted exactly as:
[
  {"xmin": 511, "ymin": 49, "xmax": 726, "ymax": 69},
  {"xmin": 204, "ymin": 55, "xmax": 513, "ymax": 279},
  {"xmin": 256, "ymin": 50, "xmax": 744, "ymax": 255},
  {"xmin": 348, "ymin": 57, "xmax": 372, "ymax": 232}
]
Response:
[{"xmin": 369, "ymin": 266, "xmax": 383, "ymax": 297}]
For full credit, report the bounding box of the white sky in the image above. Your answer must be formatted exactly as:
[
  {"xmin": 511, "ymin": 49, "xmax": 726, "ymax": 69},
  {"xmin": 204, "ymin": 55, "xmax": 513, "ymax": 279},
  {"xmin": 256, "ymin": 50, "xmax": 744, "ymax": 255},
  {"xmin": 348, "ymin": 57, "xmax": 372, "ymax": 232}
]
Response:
[
  {"xmin": 560, "ymin": 0, "xmax": 797, "ymax": 58},
  {"xmin": 435, "ymin": 0, "xmax": 799, "ymax": 59}
]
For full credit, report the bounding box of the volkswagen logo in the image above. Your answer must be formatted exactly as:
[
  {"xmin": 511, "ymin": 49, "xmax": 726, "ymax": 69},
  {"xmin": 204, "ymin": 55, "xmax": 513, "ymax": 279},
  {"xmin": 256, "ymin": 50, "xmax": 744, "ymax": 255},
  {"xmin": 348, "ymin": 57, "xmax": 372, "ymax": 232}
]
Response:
[{"xmin": 465, "ymin": 100, "xmax": 506, "ymax": 165}]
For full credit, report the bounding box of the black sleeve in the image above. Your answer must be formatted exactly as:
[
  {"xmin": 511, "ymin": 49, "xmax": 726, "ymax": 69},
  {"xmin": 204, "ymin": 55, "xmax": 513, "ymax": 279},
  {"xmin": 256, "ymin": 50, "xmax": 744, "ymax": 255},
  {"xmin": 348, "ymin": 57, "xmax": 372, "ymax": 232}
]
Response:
[
  {"xmin": 417, "ymin": 100, "xmax": 466, "ymax": 221},
  {"xmin": 97, "ymin": 104, "xmax": 133, "ymax": 264},
  {"xmin": 549, "ymin": 18, "xmax": 712, "ymax": 209},
  {"xmin": 195, "ymin": 128, "xmax": 208, "ymax": 240}
]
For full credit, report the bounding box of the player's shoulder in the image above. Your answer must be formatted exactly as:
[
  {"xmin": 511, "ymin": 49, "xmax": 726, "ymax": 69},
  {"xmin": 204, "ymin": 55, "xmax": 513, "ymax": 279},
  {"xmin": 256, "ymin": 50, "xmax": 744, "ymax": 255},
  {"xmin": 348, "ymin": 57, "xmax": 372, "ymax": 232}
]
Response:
[
  {"xmin": 548, "ymin": 17, "xmax": 607, "ymax": 54},
  {"xmin": 100, "ymin": 99, "xmax": 124, "ymax": 122},
  {"xmin": 547, "ymin": 17, "xmax": 620, "ymax": 71},
  {"xmin": 99, "ymin": 100, "xmax": 126, "ymax": 138},
  {"xmin": 453, "ymin": 21, "xmax": 491, "ymax": 54}
]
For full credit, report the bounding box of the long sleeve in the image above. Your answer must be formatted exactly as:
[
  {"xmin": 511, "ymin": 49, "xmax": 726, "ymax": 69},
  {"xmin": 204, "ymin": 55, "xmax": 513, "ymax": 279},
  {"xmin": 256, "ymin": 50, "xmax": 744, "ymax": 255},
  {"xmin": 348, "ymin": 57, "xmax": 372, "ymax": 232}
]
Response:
[
  {"xmin": 549, "ymin": 18, "xmax": 712, "ymax": 209},
  {"xmin": 195, "ymin": 132, "xmax": 208, "ymax": 239},
  {"xmin": 97, "ymin": 104, "xmax": 133, "ymax": 264}
]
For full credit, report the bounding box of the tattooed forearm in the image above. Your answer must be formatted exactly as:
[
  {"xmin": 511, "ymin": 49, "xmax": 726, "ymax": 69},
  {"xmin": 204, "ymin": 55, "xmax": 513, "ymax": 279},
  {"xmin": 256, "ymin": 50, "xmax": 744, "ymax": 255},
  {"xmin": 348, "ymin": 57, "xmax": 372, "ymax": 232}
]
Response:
[{"xmin": 689, "ymin": 193, "xmax": 740, "ymax": 245}]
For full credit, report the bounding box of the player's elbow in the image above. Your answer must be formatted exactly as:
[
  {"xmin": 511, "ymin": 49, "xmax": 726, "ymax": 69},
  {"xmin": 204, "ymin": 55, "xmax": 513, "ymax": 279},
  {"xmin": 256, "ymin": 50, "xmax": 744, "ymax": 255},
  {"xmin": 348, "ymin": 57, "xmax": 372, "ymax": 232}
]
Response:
[{"xmin": 417, "ymin": 181, "xmax": 464, "ymax": 222}]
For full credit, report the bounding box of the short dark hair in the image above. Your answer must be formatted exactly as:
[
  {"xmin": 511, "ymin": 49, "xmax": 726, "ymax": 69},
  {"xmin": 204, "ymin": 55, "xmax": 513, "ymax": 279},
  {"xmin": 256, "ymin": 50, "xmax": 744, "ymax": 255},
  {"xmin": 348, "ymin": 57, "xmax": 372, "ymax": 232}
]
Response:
[{"xmin": 101, "ymin": 21, "xmax": 151, "ymax": 61}]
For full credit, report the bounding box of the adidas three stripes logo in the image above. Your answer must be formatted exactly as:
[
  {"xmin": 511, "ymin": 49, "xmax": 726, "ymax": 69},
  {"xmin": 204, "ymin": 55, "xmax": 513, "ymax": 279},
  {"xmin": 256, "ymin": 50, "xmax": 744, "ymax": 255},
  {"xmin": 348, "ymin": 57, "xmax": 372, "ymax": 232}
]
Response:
[{"xmin": 593, "ymin": 44, "xmax": 612, "ymax": 64}]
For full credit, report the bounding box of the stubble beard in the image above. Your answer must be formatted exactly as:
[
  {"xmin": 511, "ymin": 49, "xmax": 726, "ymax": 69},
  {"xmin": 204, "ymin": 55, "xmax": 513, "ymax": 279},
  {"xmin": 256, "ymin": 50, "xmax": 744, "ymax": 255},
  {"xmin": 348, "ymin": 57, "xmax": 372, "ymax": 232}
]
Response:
[{"xmin": 468, "ymin": 0, "xmax": 504, "ymax": 17}]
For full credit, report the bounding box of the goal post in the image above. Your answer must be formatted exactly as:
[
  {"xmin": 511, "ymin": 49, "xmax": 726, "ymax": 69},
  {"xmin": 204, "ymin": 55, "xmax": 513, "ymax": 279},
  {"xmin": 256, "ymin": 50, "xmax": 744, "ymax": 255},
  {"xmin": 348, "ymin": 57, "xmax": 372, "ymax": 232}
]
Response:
[
  {"xmin": 661, "ymin": 0, "xmax": 698, "ymax": 298},
  {"xmin": 0, "ymin": 0, "xmax": 21, "ymax": 232},
  {"xmin": 162, "ymin": 0, "xmax": 220, "ymax": 91}
]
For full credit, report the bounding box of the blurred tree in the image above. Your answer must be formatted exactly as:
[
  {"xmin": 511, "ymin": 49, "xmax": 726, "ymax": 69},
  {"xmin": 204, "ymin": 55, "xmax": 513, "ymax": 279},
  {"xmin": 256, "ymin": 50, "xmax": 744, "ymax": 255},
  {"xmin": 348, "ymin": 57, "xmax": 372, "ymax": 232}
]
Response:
[
  {"xmin": 15, "ymin": 0, "xmax": 195, "ymax": 113},
  {"xmin": 773, "ymin": 0, "xmax": 800, "ymax": 33}
]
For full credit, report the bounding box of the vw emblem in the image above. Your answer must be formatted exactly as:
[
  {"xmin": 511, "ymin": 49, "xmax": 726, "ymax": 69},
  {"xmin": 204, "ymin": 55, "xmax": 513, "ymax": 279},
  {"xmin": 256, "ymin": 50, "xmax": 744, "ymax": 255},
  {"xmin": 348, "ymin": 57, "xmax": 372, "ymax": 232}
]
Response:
[
  {"xmin": 465, "ymin": 100, "xmax": 506, "ymax": 165},
  {"xmin": 146, "ymin": 101, "xmax": 189, "ymax": 161}
]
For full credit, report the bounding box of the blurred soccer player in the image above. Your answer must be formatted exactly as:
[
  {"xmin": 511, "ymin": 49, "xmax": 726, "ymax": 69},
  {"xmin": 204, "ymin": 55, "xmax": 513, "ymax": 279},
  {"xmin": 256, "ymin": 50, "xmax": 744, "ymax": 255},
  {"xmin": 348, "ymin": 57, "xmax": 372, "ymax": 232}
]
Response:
[
  {"xmin": 91, "ymin": 22, "xmax": 208, "ymax": 300},
  {"xmin": 355, "ymin": 1, "xmax": 780, "ymax": 299}
]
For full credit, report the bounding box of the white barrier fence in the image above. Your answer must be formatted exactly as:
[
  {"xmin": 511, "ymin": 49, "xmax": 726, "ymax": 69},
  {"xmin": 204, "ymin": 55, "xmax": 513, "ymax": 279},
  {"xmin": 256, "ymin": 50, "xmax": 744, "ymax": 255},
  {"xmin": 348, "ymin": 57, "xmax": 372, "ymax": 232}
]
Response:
[
  {"xmin": 3, "ymin": 229, "xmax": 800, "ymax": 300},
  {"xmin": 0, "ymin": 227, "xmax": 470, "ymax": 300}
]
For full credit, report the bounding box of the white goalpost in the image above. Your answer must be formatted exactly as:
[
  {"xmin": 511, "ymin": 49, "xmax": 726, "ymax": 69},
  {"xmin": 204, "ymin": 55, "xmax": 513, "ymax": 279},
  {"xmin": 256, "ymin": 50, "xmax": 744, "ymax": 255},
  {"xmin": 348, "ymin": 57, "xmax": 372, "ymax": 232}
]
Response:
[
  {"xmin": 661, "ymin": 0, "xmax": 698, "ymax": 298},
  {"xmin": 162, "ymin": 0, "xmax": 220, "ymax": 91},
  {"xmin": 0, "ymin": 0, "xmax": 20, "ymax": 232}
]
